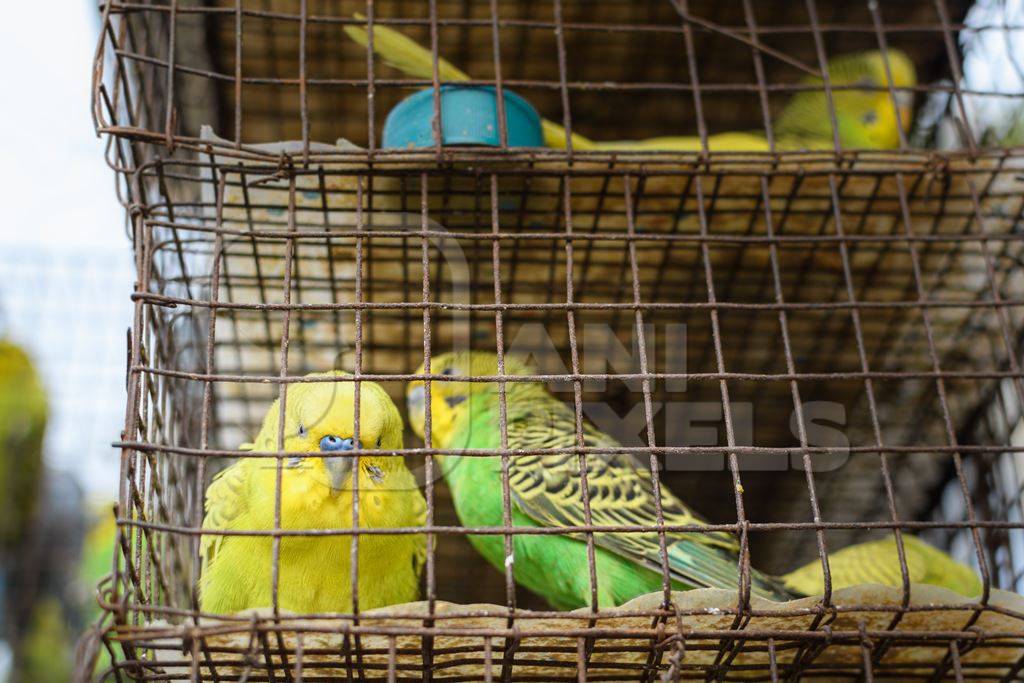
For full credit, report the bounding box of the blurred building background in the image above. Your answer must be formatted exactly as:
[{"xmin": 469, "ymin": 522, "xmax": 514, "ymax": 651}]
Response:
[{"xmin": 0, "ymin": 247, "xmax": 133, "ymax": 496}]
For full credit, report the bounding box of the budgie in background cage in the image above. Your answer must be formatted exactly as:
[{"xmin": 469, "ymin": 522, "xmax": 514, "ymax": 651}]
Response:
[
  {"xmin": 199, "ymin": 373, "xmax": 426, "ymax": 615},
  {"xmin": 406, "ymin": 351, "xmax": 981, "ymax": 609},
  {"xmin": 345, "ymin": 16, "xmax": 916, "ymax": 151}
]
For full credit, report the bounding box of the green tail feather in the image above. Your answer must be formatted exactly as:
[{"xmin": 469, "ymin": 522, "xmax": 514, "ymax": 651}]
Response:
[{"xmin": 666, "ymin": 539, "xmax": 794, "ymax": 601}]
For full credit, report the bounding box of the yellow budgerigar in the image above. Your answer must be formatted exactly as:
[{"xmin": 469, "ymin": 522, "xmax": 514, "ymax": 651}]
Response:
[
  {"xmin": 770, "ymin": 49, "xmax": 916, "ymax": 150},
  {"xmin": 781, "ymin": 534, "xmax": 982, "ymax": 598},
  {"xmin": 200, "ymin": 372, "xmax": 425, "ymax": 614},
  {"xmin": 344, "ymin": 17, "xmax": 916, "ymax": 151}
]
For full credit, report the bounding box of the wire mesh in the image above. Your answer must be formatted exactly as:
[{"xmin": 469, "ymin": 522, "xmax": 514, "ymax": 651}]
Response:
[{"xmin": 87, "ymin": 0, "xmax": 1024, "ymax": 680}]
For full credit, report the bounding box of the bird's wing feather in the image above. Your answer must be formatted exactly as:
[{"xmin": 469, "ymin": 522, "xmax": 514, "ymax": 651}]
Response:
[
  {"xmin": 200, "ymin": 460, "xmax": 251, "ymax": 570},
  {"xmin": 838, "ymin": 538, "xmax": 935, "ymax": 586},
  {"xmin": 781, "ymin": 536, "xmax": 954, "ymax": 596},
  {"xmin": 498, "ymin": 396, "xmax": 793, "ymax": 597}
]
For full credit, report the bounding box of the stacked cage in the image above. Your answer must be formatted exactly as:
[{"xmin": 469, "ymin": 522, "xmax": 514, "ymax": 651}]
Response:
[{"xmin": 87, "ymin": 0, "xmax": 1024, "ymax": 680}]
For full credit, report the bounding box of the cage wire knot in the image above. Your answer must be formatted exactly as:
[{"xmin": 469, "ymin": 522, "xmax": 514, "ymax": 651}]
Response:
[{"xmin": 245, "ymin": 151, "xmax": 299, "ymax": 189}]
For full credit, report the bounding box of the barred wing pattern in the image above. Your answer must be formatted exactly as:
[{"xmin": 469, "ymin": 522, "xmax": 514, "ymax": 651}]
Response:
[
  {"xmin": 200, "ymin": 461, "xmax": 252, "ymax": 570},
  {"xmin": 502, "ymin": 394, "xmax": 792, "ymax": 599}
]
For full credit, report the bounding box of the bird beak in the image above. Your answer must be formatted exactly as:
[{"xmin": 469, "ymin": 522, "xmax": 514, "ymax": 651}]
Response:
[{"xmin": 324, "ymin": 456, "xmax": 352, "ymax": 493}]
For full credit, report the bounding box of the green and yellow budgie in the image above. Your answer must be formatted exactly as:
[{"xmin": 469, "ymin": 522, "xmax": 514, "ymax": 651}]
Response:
[
  {"xmin": 406, "ymin": 352, "xmax": 980, "ymax": 609},
  {"xmin": 406, "ymin": 351, "xmax": 792, "ymax": 608},
  {"xmin": 200, "ymin": 372, "xmax": 425, "ymax": 614},
  {"xmin": 344, "ymin": 17, "xmax": 916, "ymax": 151}
]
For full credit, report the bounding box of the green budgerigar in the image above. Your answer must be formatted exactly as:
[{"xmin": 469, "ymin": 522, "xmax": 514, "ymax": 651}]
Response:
[
  {"xmin": 407, "ymin": 352, "xmax": 981, "ymax": 608},
  {"xmin": 407, "ymin": 351, "xmax": 792, "ymax": 608}
]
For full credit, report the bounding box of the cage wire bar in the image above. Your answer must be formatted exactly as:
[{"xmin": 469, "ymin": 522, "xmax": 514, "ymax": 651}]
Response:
[{"xmin": 84, "ymin": 0, "xmax": 1024, "ymax": 680}]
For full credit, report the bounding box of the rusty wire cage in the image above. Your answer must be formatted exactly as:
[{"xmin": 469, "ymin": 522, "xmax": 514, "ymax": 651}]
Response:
[{"xmin": 85, "ymin": 0, "xmax": 1024, "ymax": 680}]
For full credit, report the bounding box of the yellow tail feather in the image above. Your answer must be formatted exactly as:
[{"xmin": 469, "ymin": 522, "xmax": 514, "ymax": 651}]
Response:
[{"xmin": 343, "ymin": 13, "xmax": 471, "ymax": 82}]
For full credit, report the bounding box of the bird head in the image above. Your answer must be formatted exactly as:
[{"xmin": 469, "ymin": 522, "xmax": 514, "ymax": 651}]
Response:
[
  {"xmin": 775, "ymin": 49, "xmax": 917, "ymax": 150},
  {"xmin": 405, "ymin": 351, "xmax": 534, "ymax": 447},
  {"xmin": 249, "ymin": 372, "xmax": 405, "ymax": 501}
]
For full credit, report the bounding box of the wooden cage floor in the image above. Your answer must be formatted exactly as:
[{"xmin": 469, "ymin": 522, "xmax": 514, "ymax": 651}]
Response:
[{"xmin": 106, "ymin": 585, "xmax": 1024, "ymax": 681}]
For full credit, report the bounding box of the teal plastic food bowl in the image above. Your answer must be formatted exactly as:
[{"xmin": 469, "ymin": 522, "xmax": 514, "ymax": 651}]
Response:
[{"xmin": 383, "ymin": 86, "xmax": 543, "ymax": 149}]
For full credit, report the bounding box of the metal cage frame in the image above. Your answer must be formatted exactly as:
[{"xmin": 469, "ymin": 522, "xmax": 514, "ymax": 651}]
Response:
[{"xmin": 84, "ymin": 1, "xmax": 1024, "ymax": 680}]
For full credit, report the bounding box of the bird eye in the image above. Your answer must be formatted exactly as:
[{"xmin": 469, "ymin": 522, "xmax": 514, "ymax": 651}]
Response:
[
  {"xmin": 297, "ymin": 423, "xmax": 307, "ymax": 438},
  {"xmin": 441, "ymin": 367, "xmax": 455, "ymax": 376},
  {"xmin": 445, "ymin": 394, "xmax": 467, "ymax": 408},
  {"xmin": 375, "ymin": 436, "xmax": 382, "ymax": 448},
  {"xmin": 320, "ymin": 435, "xmax": 357, "ymax": 452},
  {"xmin": 862, "ymin": 110, "xmax": 878, "ymax": 125}
]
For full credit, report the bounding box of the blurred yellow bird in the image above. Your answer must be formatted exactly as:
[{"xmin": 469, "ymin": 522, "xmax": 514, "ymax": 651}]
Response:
[
  {"xmin": 344, "ymin": 16, "xmax": 915, "ymax": 151},
  {"xmin": 200, "ymin": 372, "xmax": 425, "ymax": 614},
  {"xmin": 0, "ymin": 339, "xmax": 47, "ymax": 555}
]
